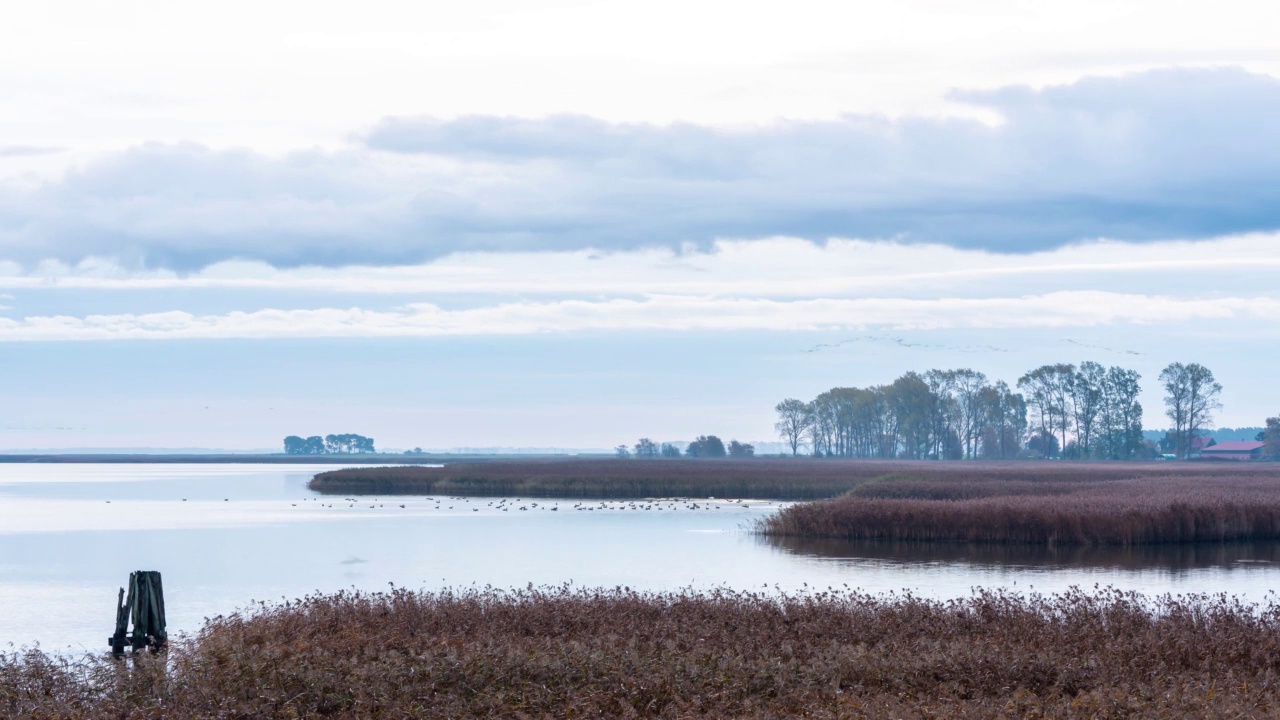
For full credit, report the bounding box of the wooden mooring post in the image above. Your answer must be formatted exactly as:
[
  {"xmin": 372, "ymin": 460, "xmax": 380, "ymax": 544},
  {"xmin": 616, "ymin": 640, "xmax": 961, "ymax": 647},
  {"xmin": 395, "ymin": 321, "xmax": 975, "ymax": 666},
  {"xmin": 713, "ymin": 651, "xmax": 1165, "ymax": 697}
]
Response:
[{"xmin": 109, "ymin": 570, "xmax": 167, "ymax": 656}]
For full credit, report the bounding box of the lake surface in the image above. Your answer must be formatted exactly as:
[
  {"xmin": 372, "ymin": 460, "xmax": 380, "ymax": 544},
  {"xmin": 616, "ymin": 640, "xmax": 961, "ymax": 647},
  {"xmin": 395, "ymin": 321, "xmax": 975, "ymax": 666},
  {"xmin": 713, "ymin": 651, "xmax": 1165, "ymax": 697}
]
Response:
[{"xmin": 3, "ymin": 463, "xmax": 1280, "ymax": 653}]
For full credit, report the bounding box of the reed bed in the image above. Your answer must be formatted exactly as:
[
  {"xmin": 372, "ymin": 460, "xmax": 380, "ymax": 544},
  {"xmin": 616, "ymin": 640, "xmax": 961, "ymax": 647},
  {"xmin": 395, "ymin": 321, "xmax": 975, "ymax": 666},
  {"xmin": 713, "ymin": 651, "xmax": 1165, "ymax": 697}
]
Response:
[
  {"xmin": 6, "ymin": 586, "xmax": 1280, "ymax": 718},
  {"xmin": 308, "ymin": 458, "xmax": 1272, "ymax": 500},
  {"xmin": 763, "ymin": 472, "xmax": 1280, "ymax": 545}
]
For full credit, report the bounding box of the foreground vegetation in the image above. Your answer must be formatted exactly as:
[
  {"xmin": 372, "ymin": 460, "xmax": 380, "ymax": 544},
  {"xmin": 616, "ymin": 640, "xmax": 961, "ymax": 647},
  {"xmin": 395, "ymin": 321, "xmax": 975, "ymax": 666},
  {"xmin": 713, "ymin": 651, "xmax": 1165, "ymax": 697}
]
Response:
[
  {"xmin": 761, "ymin": 468, "xmax": 1280, "ymax": 545},
  {"xmin": 7, "ymin": 586, "xmax": 1280, "ymax": 718}
]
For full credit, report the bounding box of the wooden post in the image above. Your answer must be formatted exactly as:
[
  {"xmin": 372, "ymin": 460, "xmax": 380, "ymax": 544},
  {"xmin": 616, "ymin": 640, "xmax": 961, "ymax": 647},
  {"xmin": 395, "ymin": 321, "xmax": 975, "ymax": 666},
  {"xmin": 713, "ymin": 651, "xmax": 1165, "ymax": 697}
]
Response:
[
  {"xmin": 108, "ymin": 570, "xmax": 167, "ymax": 656},
  {"xmin": 109, "ymin": 587, "xmax": 128, "ymax": 656}
]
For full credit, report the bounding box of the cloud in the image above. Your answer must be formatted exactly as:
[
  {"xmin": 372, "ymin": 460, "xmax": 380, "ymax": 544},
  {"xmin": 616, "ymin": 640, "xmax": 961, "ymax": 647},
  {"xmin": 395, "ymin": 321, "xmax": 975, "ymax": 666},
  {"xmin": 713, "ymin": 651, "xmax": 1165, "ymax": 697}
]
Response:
[
  {"xmin": 0, "ymin": 291, "xmax": 1275, "ymax": 341},
  {"xmin": 4, "ymin": 67, "xmax": 1280, "ymax": 270},
  {"xmin": 2, "ymin": 233, "xmax": 1276, "ymax": 300}
]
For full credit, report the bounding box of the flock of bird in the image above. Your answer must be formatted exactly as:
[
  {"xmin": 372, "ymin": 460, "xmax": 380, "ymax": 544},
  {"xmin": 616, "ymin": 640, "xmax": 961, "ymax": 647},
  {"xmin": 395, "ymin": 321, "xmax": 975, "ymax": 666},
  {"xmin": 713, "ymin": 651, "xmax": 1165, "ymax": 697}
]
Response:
[
  {"xmin": 110, "ymin": 496, "xmax": 775, "ymax": 512},
  {"xmin": 294, "ymin": 496, "xmax": 771, "ymax": 512}
]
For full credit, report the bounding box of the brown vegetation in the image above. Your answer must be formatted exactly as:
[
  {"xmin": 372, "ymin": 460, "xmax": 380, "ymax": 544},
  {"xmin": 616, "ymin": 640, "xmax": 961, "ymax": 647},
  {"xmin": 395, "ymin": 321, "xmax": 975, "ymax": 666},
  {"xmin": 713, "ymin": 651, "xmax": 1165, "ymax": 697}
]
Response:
[
  {"xmin": 8, "ymin": 586, "xmax": 1280, "ymax": 718},
  {"xmin": 762, "ymin": 469, "xmax": 1280, "ymax": 545},
  {"xmin": 308, "ymin": 457, "xmax": 1277, "ymax": 500},
  {"xmin": 310, "ymin": 458, "xmax": 893, "ymax": 499}
]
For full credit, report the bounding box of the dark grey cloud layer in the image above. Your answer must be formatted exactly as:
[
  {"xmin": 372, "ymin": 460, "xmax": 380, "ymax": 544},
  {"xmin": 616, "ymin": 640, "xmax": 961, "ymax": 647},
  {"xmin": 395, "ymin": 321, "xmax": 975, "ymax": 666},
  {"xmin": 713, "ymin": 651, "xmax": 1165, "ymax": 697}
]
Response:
[{"xmin": 3, "ymin": 67, "xmax": 1280, "ymax": 269}]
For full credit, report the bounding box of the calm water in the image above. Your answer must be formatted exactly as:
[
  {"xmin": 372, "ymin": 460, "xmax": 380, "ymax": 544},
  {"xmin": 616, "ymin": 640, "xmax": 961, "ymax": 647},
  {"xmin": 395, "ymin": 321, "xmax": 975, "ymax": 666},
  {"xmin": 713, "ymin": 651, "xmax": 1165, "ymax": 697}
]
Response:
[{"xmin": 3, "ymin": 463, "xmax": 1279, "ymax": 653}]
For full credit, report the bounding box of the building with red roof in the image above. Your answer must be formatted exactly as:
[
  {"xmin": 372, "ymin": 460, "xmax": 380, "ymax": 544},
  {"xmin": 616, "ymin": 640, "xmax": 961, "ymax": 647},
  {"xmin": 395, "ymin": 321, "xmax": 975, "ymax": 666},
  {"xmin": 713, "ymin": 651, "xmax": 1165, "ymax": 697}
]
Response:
[{"xmin": 1200, "ymin": 441, "xmax": 1266, "ymax": 461}]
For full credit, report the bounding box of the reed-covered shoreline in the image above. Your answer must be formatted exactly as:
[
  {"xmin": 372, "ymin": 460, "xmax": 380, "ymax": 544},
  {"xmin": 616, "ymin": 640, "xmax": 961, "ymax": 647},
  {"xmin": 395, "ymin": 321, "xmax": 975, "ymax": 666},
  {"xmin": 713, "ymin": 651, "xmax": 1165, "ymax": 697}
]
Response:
[
  {"xmin": 307, "ymin": 458, "xmax": 1274, "ymax": 500},
  {"xmin": 7, "ymin": 586, "xmax": 1280, "ymax": 718},
  {"xmin": 760, "ymin": 471, "xmax": 1280, "ymax": 545}
]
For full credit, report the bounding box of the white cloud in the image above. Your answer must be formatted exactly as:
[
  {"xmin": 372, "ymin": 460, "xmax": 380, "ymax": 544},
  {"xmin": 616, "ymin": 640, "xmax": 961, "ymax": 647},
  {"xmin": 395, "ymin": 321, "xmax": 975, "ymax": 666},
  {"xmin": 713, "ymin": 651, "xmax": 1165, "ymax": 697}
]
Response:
[
  {"xmin": 4, "ymin": 68, "xmax": 1280, "ymax": 270},
  {"xmin": 0, "ymin": 291, "xmax": 1275, "ymax": 341}
]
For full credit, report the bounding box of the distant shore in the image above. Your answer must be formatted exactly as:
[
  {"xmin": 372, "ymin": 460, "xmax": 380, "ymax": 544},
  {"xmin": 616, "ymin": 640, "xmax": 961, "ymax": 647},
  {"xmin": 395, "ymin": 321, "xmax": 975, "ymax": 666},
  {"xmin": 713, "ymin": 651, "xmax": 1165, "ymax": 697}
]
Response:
[{"xmin": 0, "ymin": 453, "xmax": 590, "ymax": 464}]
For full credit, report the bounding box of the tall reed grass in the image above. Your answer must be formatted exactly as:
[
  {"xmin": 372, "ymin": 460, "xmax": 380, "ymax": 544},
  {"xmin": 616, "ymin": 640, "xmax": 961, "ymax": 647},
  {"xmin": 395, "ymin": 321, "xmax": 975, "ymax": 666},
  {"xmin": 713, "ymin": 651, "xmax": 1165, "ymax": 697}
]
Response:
[
  {"xmin": 5, "ymin": 586, "xmax": 1280, "ymax": 717},
  {"xmin": 762, "ymin": 472, "xmax": 1280, "ymax": 545}
]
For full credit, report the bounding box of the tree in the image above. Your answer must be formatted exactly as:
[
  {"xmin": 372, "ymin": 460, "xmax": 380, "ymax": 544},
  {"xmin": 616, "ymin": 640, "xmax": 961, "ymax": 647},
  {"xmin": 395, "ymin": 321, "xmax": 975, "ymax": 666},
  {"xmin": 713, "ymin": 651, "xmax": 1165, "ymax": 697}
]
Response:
[
  {"xmin": 727, "ymin": 440, "xmax": 755, "ymax": 457},
  {"xmin": 290, "ymin": 433, "xmax": 374, "ymax": 454},
  {"xmin": 951, "ymin": 369, "xmax": 989, "ymax": 459},
  {"xmin": 1265, "ymin": 417, "xmax": 1280, "ymax": 460},
  {"xmin": 685, "ymin": 435, "xmax": 726, "ymax": 458},
  {"xmin": 1097, "ymin": 367, "xmax": 1143, "ymax": 459},
  {"xmin": 1018, "ymin": 365, "xmax": 1074, "ymax": 459},
  {"xmin": 890, "ymin": 372, "xmax": 935, "ymax": 459},
  {"xmin": 923, "ymin": 369, "xmax": 958, "ymax": 460},
  {"xmin": 633, "ymin": 438, "xmax": 659, "ymax": 458},
  {"xmin": 1070, "ymin": 361, "xmax": 1105, "ymax": 458},
  {"xmin": 285, "ymin": 434, "xmax": 353, "ymax": 455},
  {"xmin": 614, "ymin": 444, "xmax": 632, "ymax": 458},
  {"xmin": 1160, "ymin": 363, "xmax": 1223, "ymax": 459},
  {"xmin": 660, "ymin": 443, "xmax": 682, "ymax": 458},
  {"xmin": 774, "ymin": 399, "xmax": 809, "ymax": 457},
  {"xmin": 977, "ymin": 381, "xmax": 1026, "ymax": 459}
]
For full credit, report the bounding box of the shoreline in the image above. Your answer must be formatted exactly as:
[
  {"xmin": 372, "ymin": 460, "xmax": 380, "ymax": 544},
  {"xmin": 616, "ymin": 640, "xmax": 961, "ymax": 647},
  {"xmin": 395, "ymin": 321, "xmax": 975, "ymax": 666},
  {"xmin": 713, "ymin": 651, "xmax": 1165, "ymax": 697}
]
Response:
[{"xmin": 0, "ymin": 453, "xmax": 577, "ymax": 464}]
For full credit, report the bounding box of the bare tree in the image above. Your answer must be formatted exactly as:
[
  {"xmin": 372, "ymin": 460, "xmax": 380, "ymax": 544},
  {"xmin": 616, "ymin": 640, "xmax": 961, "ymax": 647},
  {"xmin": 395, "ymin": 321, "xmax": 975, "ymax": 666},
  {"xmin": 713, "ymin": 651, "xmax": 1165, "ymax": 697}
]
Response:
[
  {"xmin": 1018, "ymin": 365, "xmax": 1073, "ymax": 458},
  {"xmin": 774, "ymin": 398, "xmax": 810, "ymax": 457},
  {"xmin": 951, "ymin": 369, "xmax": 988, "ymax": 459},
  {"xmin": 1099, "ymin": 366, "xmax": 1144, "ymax": 459},
  {"xmin": 1070, "ymin": 361, "xmax": 1106, "ymax": 459},
  {"xmin": 1160, "ymin": 362, "xmax": 1223, "ymax": 459}
]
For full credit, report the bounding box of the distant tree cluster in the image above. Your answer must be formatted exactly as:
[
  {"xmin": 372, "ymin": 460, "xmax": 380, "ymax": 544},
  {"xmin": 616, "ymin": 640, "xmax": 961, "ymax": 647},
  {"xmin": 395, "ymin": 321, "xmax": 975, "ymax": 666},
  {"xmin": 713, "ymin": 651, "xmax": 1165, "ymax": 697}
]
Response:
[
  {"xmin": 773, "ymin": 362, "xmax": 1213, "ymax": 460},
  {"xmin": 617, "ymin": 435, "xmax": 753, "ymax": 459},
  {"xmin": 283, "ymin": 433, "xmax": 376, "ymax": 455}
]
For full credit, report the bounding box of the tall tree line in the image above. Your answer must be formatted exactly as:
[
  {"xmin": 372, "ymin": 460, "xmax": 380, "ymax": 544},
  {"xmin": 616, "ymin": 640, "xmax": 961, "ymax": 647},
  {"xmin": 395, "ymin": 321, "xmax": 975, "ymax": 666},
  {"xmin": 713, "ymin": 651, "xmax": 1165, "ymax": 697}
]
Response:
[{"xmin": 776, "ymin": 362, "xmax": 1147, "ymax": 460}]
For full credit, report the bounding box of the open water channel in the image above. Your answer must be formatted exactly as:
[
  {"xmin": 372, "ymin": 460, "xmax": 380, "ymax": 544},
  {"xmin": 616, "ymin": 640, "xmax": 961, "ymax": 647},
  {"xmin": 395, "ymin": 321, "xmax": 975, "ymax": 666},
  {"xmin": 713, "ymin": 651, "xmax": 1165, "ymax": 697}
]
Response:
[{"xmin": 3, "ymin": 463, "xmax": 1279, "ymax": 652}]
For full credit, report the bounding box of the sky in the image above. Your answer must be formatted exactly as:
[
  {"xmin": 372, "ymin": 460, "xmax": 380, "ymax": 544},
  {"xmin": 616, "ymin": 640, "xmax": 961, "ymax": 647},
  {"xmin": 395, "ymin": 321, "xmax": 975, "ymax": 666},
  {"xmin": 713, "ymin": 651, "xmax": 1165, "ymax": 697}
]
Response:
[{"xmin": 3, "ymin": 0, "xmax": 1280, "ymax": 450}]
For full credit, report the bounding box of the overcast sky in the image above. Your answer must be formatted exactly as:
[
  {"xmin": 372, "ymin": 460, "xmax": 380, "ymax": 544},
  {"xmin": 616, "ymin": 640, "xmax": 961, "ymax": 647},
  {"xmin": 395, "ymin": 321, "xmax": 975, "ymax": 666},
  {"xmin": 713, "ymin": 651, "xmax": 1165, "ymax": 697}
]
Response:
[{"xmin": 3, "ymin": 0, "xmax": 1279, "ymax": 450}]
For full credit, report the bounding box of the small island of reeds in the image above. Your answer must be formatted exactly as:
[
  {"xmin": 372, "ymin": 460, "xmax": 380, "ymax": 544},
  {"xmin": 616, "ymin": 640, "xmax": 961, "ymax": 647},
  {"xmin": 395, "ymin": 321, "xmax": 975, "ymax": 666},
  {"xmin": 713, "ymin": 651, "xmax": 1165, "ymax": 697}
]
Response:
[
  {"xmin": 307, "ymin": 457, "xmax": 1279, "ymax": 502},
  {"xmin": 760, "ymin": 468, "xmax": 1280, "ymax": 545},
  {"xmin": 8, "ymin": 586, "xmax": 1280, "ymax": 717}
]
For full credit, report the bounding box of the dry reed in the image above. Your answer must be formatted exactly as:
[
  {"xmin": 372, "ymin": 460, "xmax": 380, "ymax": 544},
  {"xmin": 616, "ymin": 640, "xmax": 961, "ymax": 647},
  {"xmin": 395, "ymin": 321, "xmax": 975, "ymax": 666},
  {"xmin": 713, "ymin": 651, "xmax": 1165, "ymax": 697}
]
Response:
[
  {"xmin": 6, "ymin": 586, "xmax": 1280, "ymax": 718},
  {"xmin": 763, "ymin": 471, "xmax": 1280, "ymax": 545}
]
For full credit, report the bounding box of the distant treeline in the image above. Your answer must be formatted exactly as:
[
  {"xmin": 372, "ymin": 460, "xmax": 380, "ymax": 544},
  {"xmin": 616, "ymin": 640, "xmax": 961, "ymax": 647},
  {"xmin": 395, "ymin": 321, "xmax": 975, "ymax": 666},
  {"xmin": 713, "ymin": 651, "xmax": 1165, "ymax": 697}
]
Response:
[
  {"xmin": 774, "ymin": 361, "xmax": 1275, "ymax": 461},
  {"xmin": 1144, "ymin": 427, "xmax": 1266, "ymax": 444},
  {"xmin": 616, "ymin": 436, "xmax": 755, "ymax": 459},
  {"xmin": 283, "ymin": 434, "xmax": 376, "ymax": 455}
]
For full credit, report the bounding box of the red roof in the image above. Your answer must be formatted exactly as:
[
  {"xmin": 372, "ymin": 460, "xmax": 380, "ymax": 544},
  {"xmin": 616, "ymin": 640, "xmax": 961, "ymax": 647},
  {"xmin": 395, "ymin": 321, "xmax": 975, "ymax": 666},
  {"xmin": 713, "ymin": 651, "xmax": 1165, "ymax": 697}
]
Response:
[{"xmin": 1202, "ymin": 441, "xmax": 1265, "ymax": 453}]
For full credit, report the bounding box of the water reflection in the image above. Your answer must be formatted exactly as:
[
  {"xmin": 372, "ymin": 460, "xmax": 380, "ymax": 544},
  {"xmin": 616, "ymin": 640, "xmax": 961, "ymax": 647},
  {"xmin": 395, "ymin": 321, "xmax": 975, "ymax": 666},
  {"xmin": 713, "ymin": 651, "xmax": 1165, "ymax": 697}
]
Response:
[{"xmin": 768, "ymin": 535, "xmax": 1280, "ymax": 572}]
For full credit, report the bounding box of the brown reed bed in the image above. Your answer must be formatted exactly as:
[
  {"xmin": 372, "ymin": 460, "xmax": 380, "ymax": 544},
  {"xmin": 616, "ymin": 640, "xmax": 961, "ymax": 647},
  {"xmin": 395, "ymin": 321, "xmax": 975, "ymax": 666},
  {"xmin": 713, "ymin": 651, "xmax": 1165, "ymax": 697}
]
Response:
[
  {"xmin": 761, "ymin": 470, "xmax": 1280, "ymax": 545},
  {"xmin": 6, "ymin": 586, "xmax": 1280, "ymax": 718},
  {"xmin": 308, "ymin": 458, "xmax": 1274, "ymax": 500}
]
